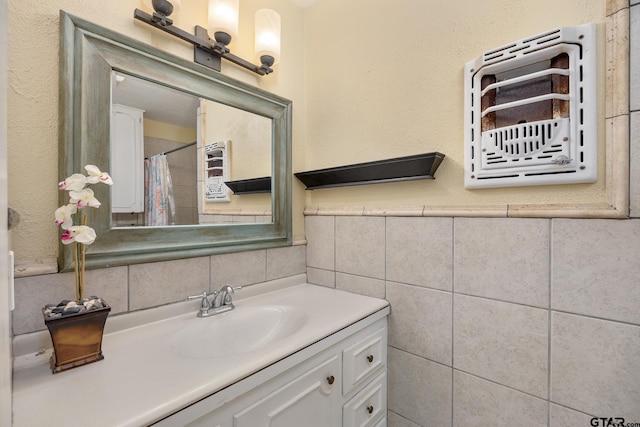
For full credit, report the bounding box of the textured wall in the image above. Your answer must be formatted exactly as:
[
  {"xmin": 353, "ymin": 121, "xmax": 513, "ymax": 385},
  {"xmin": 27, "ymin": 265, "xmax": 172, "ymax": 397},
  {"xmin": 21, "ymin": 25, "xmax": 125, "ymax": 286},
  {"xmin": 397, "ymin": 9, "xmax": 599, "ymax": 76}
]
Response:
[
  {"xmin": 306, "ymin": 214, "xmax": 640, "ymax": 425},
  {"xmin": 302, "ymin": 0, "xmax": 607, "ymax": 211}
]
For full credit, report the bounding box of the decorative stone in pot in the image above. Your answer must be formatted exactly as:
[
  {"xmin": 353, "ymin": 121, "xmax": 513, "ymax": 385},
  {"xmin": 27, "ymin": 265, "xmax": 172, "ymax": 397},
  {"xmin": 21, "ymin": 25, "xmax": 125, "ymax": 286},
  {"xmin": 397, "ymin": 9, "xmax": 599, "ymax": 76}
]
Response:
[{"xmin": 42, "ymin": 297, "xmax": 111, "ymax": 374}]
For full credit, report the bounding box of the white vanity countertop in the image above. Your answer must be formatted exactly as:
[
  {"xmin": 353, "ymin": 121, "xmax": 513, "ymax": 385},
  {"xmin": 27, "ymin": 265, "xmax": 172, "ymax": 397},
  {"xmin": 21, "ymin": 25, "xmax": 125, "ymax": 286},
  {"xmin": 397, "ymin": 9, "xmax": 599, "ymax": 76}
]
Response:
[{"xmin": 12, "ymin": 282, "xmax": 389, "ymax": 427}]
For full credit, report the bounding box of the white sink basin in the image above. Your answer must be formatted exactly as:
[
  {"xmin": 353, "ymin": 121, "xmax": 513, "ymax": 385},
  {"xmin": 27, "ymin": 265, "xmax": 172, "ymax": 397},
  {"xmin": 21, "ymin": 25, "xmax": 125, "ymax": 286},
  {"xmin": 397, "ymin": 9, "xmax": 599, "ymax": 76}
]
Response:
[{"xmin": 171, "ymin": 305, "xmax": 308, "ymax": 359}]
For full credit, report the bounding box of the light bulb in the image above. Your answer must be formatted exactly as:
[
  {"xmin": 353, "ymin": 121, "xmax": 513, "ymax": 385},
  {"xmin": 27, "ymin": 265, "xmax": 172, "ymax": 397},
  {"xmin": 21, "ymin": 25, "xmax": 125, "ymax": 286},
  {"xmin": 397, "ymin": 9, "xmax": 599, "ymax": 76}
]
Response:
[
  {"xmin": 209, "ymin": 0, "xmax": 239, "ymax": 41},
  {"xmin": 255, "ymin": 9, "xmax": 281, "ymax": 66}
]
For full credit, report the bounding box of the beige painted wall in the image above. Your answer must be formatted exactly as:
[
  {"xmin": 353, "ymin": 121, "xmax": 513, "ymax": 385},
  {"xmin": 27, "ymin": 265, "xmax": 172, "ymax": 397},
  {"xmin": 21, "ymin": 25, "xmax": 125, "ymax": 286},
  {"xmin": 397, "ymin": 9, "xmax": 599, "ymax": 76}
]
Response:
[
  {"xmin": 6, "ymin": 0, "xmax": 306, "ymax": 266},
  {"xmin": 303, "ymin": 0, "xmax": 607, "ymax": 210},
  {"xmin": 144, "ymin": 119, "xmax": 197, "ymax": 144},
  {"xmin": 7, "ymin": 0, "xmax": 608, "ymax": 266}
]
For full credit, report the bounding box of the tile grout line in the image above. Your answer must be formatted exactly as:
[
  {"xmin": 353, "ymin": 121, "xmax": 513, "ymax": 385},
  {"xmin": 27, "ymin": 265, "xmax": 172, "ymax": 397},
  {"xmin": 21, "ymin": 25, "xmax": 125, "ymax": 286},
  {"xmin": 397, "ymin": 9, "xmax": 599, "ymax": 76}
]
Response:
[
  {"xmin": 547, "ymin": 218, "xmax": 553, "ymax": 427},
  {"xmin": 450, "ymin": 217, "xmax": 456, "ymax": 427}
]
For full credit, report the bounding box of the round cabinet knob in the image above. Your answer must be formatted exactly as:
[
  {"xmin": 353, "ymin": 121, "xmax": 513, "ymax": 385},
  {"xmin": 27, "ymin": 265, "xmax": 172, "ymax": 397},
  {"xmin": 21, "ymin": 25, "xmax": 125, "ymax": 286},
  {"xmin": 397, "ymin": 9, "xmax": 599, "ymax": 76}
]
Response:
[
  {"xmin": 367, "ymin": 354, "xmax": 374, "ymax": 363},
  {"xmin": 326, "ymin": 375, "xmax": 335, "ymax": 385},
  {"xmin": 367, "ymin": 405, "xmax": 374, "ymax": 414}
]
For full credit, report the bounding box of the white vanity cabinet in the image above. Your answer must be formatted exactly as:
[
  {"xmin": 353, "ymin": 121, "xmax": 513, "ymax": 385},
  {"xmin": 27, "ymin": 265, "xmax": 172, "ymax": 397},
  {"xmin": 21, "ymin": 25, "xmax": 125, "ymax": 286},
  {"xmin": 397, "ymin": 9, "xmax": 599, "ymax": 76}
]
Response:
[{"xmin": 156, "ymin": 317, "xmax": 388, "ymax": 427}]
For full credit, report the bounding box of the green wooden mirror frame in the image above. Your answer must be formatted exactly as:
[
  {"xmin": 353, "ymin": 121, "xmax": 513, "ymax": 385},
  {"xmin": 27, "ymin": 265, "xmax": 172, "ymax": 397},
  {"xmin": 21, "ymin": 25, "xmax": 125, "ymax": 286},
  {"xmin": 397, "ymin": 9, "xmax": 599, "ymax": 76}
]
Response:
[{"xmin": 58, "ymin": 11, "xmax": 292, "ymax": 271}]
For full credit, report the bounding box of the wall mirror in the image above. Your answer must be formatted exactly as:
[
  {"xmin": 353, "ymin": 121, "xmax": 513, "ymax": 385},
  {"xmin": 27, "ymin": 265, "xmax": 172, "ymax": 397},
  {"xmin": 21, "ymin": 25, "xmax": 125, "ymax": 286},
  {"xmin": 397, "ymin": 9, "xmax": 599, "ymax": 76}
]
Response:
[
  {"xmin": 111, "ymin": 72, "xmax": 272, "ymax": 227},
  {"xmin": 59, "ymin": 11, "xmax": 292, "ymax": 271}
]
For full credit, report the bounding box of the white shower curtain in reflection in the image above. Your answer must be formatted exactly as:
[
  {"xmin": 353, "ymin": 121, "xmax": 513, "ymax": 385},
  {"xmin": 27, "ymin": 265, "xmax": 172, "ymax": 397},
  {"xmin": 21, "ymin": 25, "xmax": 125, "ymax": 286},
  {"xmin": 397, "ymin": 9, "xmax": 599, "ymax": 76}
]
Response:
[{"xmin": 144, "ymin": 154, "xmax": 176, "ymax": 226}]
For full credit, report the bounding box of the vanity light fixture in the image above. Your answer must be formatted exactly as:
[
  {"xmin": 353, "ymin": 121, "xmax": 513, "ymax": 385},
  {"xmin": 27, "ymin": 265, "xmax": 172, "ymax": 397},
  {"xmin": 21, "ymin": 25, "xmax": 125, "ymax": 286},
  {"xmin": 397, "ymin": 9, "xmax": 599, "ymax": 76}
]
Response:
[{"xmin": 134, "ymin": 0, "xmax": 280, "ymax": 75}]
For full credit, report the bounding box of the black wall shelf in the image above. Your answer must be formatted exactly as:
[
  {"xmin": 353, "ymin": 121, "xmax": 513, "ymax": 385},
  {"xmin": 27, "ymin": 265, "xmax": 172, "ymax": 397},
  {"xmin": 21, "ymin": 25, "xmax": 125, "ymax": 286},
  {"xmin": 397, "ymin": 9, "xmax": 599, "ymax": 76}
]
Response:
[
  {"xmin": 294, "ymin": 152, "xmax": 445, "ymax": 190},
  {"xmin": 225, "ymin": 177, "xmax": 271, "ymax": 194}
]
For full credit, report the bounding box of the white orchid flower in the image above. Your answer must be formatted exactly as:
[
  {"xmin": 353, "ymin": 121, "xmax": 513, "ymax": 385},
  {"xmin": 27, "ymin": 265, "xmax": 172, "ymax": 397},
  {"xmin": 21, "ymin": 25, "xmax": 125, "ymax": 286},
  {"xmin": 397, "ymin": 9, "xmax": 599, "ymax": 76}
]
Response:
[
  {"xmin": 54, "ymin": 204, "xmax": 78, "ymax": 230},
  {"xmin": 60, "ymin": 225, "xmax": 97, "ymax": 245},
  {"xmin": 85, "ymin": 165, "xmax": 113, "ymax": 185},
  {"xmin": 58, "ymin": 173, "xmax": 87, "ymax": 191},
  {"xmin": 69, "ymin": 188, "xmax": 101, "ymax": 209}
]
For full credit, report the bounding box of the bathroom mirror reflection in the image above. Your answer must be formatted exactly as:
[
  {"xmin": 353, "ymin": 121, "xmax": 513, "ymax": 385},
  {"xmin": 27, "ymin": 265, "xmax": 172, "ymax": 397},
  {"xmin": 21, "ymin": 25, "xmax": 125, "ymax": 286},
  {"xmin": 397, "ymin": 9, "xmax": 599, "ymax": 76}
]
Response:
[
  {"xmin": 59, "ymin": 11, "xmax": 291, "ymax": 271},
  {"xmin": 110, "ymin": 72, "xmax": 272, "ymax": 227}
]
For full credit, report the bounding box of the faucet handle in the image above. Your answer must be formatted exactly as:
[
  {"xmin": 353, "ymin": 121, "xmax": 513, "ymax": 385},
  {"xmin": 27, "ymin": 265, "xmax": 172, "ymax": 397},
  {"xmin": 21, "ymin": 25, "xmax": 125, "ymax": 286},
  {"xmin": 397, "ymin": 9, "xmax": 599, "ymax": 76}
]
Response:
[
  {"xmin": 216, "ymin": 285, "xmax": 242, "ymax": 306},
  {"xmin": 188, "ymin": 291, "xmax": 212, "ymax": 311}
]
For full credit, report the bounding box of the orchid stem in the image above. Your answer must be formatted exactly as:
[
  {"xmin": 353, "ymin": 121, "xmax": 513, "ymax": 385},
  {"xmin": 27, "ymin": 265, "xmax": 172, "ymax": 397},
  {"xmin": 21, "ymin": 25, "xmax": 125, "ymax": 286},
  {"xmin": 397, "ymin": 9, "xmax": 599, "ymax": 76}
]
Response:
[
  {"xmin": 78, "ymin": 214, "xmax": 87, "ymax": 300},
  {"xmin": 73, "ymin": 241, "xmax": 80, "ymax": 301}
]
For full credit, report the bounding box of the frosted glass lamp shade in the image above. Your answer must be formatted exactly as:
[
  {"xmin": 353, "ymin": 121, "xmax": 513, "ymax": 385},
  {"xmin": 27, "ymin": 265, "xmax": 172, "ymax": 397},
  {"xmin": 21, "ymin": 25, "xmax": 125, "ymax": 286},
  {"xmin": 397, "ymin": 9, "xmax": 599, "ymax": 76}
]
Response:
[
  {"xmin": 142, "ymin": 0, "xmax": 181, "ymax": 14},
  {"xmin": 255, "ymin": 9, "xmax": 281, "ymax": 65},
  {"xmin": 209, "ymin": 0, "xmax": 239, "ymax": 41}
]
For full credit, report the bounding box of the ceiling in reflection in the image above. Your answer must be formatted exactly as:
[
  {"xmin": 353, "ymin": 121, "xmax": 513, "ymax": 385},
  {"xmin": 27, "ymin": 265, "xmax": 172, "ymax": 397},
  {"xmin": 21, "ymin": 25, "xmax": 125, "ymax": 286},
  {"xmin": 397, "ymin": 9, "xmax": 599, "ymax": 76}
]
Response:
[{"xmin": 112, "ymin": 72, "xmax": 199, "ymax": 128}]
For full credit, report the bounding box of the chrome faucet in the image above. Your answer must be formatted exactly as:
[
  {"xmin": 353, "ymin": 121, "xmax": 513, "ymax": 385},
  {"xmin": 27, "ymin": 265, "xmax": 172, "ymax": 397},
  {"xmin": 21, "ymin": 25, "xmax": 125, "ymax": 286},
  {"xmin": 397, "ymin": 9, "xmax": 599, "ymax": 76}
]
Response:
[
  {"xmin": 212, "ymin": 285, "xmax": 236, "ymax": 309},
  {"xmin": 188, "ymin": 285, "xmax": 242, "ymax": 317}
]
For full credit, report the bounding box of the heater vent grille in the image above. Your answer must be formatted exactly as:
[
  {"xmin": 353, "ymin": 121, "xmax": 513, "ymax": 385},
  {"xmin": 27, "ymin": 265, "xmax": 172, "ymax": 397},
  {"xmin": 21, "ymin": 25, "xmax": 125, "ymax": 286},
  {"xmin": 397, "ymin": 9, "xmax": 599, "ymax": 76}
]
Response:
[
  {"xmin": 464, "ymin": 24, "xmax": 597, "ymax": 189},
  {"xmin": 481, "ymin": 118, "xmax": 570, "ymax": 170}
]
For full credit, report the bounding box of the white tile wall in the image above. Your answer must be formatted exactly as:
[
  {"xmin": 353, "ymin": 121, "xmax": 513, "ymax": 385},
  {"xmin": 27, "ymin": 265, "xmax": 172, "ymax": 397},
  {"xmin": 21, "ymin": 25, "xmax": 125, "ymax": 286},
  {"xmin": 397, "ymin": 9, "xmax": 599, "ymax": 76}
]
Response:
[
  {"xmin": 551, "ymin": 312, "xmax": 640, "ymax": 419},
  {"xmin": 13, "ymin": 246, "xmax": 306, "ymax": 334},
  {"xmin": 386, "ymin": 217, "xmax": 453, "ymax": 291},
  {"xmin": 306, "ymin": 213, "xmax": 640, "ymax": 426},
  {"xmin": 454, "ymin": 294, "xmax": 548, "ymax": 398},
  {"xmin": 632, "ymin": 3, "xmax": 640, "ymax": 216},
  {"xmin": 129, "ymin": 257, "xmax": 210, "ymax": 310},
  {"xmin": 549, "ymin": 405, "xmax": 595, "ymax": 427},
  {"xmin": 632, "ymin": 2, "xmax": 640, "ymax": 111},
  {"xmin": 210, "ymin": 250, "xmax": 267, "ymax": 288},
  {"xmin": 551, "ymin": 218, "xmax": 640, "ymax": 325},
  {"xmin": 335, "ymin": 272, "xmax": 385, "ymax": 298},
  {"xmin": 13, "ymin": 266, "xmax": 128, "ymax": 335},
  {"xmin": 387, "ymin": 281, "xmax": 452, "ymax": 365},
  {"xmin": 335, "ymin": 216, "xmax": 386, "ymax": 279},
  {"xmin": 454, "ymin": 218, "xmax": 549, "ymax": 308},
  {"xmin": 388, "ymin": 347, "xmax": 452, "ymax": 427},
  {"xmin": 305, "ymin": 215, "xmax": 335, "ymax": 270},
  {"xmin": 630, "ymin": 111, "xmax": 640, "ymax": 215},
  {"xmin": 453, "ymin": 371, "xmax": 547, "ymax": 426}
]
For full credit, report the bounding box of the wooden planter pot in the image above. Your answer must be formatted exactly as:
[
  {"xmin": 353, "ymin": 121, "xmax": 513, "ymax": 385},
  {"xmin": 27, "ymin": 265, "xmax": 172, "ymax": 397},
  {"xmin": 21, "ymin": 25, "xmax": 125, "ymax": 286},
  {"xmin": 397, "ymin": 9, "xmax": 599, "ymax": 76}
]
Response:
[{"xmin": 43, "ymin": 302, "xmax": 111, "ymax": 374}]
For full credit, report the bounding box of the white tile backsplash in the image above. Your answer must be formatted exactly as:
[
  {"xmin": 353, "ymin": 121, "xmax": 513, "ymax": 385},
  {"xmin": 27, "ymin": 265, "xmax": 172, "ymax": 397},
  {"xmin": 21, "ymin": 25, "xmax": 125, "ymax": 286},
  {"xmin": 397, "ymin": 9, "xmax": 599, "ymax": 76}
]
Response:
[
  {"xmin": 305, "ymin": 215, "xmax": 335, "ymax": 270},
  {"xmin": 13, "ymin": 266, "xmax": 128, "ymax": 335},
  {"xmin": 266, "ymin": 245, "xmax": 306, "ymax": 281},
  {"xmin": 129, "ymin": 257, "xmax": 210, "ymax": 310},
  {"xmin": 335, "ymin": 272, "xmax": 385, "ymax": 298},
  {"xmin": 306, "ymin": 266, "xmax": 335, "ymax": 288},
  {"xmin": 210, "ymin": 250, "xmax": 267, "ymax": 288},
  {"xmin": 335, "ymin": 216, "xmax": 386, "ymax": 279},
  {"xmin": 387, "ymin": 281, "xmax": 452, "ymax": 365}
]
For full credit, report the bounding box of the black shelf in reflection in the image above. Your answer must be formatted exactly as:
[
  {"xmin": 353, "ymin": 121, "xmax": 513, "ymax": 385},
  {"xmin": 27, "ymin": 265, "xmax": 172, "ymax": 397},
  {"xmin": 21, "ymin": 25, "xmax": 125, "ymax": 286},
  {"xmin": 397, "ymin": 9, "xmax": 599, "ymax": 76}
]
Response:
[{"xmin": 225, "ymin": 177, "xmax": 271, "ymax": 194}]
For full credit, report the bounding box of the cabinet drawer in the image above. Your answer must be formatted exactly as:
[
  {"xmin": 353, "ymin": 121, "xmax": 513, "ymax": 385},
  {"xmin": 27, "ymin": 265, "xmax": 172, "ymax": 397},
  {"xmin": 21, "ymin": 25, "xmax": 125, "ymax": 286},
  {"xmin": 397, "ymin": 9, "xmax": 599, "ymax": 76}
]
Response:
[
  {"xmin": 343, "ymin": 373, "xmax": 386, "ymax": 427},
  {"xmin": 233, "ymin": 354, "xmax": 341, "ymax": 427},
  {"xmin": 342, "ymin": 326, "xmax": 386, "ymax": 395},
  {"xmin": 374, "ymin": 417, "xmax": 387, "ymax": 427}
]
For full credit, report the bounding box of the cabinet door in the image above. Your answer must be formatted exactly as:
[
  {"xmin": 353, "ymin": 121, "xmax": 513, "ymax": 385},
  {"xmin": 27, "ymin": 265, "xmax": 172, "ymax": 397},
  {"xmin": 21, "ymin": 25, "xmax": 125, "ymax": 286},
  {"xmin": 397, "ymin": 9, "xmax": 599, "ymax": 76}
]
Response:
[
  {"xmin": 111, "ymin": 104, "xmax": 144, "ymax": 213},
  {"xmin": 234, "ymin": 355, "xmax": 341, "ymax": 427}
]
